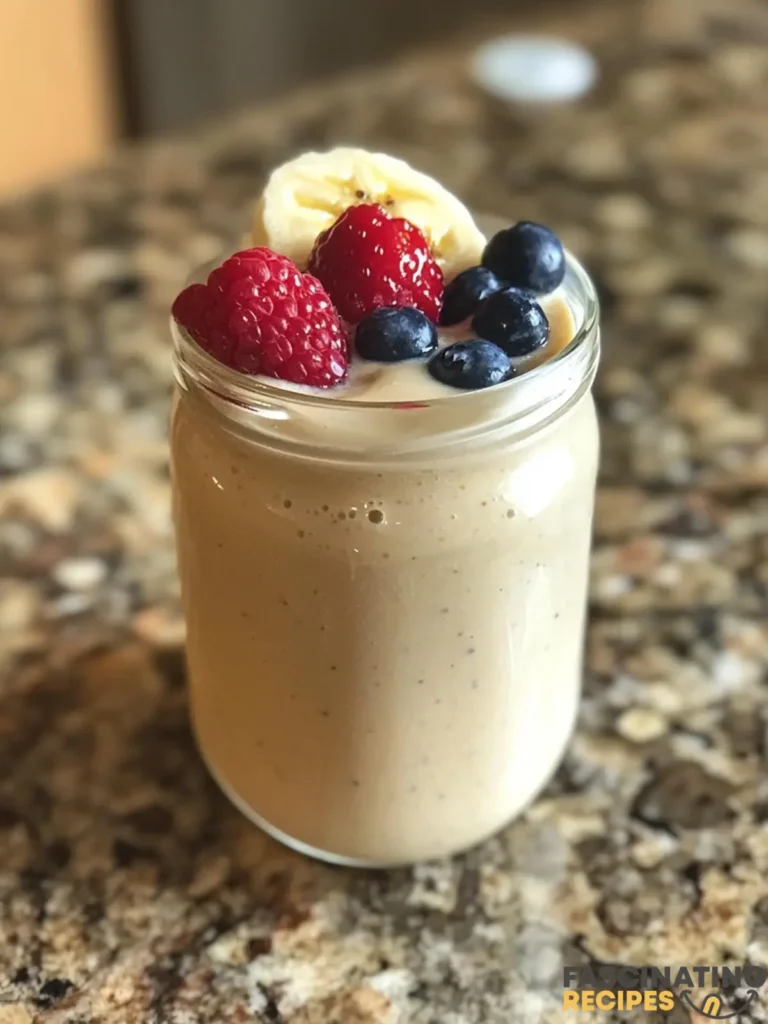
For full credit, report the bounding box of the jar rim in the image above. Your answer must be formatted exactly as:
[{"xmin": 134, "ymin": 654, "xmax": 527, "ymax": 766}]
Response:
[{"xmin": 171, "ymin": 249, "xmax": 599, "ymax": 415}]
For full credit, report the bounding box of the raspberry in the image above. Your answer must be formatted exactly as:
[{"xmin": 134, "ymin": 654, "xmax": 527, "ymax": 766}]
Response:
[
  {"xmin": 172, "ymin": 248, "xmax": 348, "ymax": 388},
  {"xmin": 307, "ymin": 204, "xmax": 444, "ymax": 324}
]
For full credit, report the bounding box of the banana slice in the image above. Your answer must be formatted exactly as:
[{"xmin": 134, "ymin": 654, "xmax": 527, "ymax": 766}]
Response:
[{"xmin": 251, "ymin": 147, "xmax": 486, "ymax": 281}]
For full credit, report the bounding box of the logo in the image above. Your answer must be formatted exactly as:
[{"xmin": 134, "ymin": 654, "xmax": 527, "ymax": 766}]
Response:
[
  {"xmin": 563, "ymin": 964, "xmax": 767, "ymax": 1017},
  {"xmin": 679, "ymin": 989, "xmax": 758, "ymax": 1019}
]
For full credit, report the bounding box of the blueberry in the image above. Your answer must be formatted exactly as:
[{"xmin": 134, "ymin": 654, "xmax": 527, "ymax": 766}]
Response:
[
  {"xmin": 482, "ymin": 222, "xmax": 566, "ymax": 294},
  {"xmin": 439, "ymin": 266, "xmax": 505, "ymax": 326},
  {"xmin": 428, "ymin": 340, "xmax": 513, "ymax": 390},
  {"xmin": 471, "ymin": 288, "xmax": 549, "ymax": 357},
  {"xmin": 355, "ymin": 307, "xmax": 438, "ymax": 362}
]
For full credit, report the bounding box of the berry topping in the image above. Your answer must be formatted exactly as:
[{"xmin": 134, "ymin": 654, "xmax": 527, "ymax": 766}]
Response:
[
  {"xmin": 355, "ymin": 307, "xmax": 438, "ymax": 363},
  {"xmin": 439, "ymin": 265, "xmax": 505, "ymax": 326},
  {"xmin": 472, "ymin": 288, "xmax": 549, "ymax": 357},
  {"xmin": 171, "ymin": 248, "xmax": 348, "ymax": 388},
  {"xmin": 482, "ymin": 222, "xmax": 566, "ymax": 294},
  {"xmin": 308, "ymin": 203, "xmax": 444, "ymax": 324},
  {"xmin": 428, "ymin": 341, "xmax": 513, "ymax": 390}
]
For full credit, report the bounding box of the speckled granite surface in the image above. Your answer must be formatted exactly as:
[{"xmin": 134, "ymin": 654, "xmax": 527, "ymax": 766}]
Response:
[{"xmin": 2, "ymin": 0, "xmax": 768, "ymax": 1020}]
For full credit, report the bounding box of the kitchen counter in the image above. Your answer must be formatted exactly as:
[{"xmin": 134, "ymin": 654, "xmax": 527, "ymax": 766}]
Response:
[{"xmin": 2, "ymin": 0, "xmax": 768, "ymax": 1020}]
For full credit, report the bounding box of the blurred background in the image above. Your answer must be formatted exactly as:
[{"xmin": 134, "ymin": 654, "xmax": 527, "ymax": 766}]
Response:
[{"xmin": 2, "ymin": 0, "xmax": 566, "ymax": 197}]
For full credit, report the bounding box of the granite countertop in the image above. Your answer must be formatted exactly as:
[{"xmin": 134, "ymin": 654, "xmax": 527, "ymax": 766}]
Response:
[{"xmin": 3, "ymin": 0, "xmax": 768, "ymax": 1020}]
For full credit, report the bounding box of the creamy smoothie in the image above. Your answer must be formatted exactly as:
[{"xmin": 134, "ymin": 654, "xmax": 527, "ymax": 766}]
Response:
[{"xmin": 170, "ymin": 148, "xmax": 600, "ymax": 864}]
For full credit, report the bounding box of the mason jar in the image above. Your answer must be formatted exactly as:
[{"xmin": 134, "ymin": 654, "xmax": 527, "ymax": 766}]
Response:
[{"xmin": 170, "ymin": 250, "xmax": 600, "ymax": 866}]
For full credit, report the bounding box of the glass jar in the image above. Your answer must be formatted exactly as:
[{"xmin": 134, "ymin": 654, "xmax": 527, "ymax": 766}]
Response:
[{"xmin": 170, "ymin": 252, "xmax": 600, "ymax": 866}]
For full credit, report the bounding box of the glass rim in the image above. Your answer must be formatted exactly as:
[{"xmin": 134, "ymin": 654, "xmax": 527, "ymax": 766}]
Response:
[{"xmin": 171, "ymin": 248, "xmax": 600, "ymax": 415}]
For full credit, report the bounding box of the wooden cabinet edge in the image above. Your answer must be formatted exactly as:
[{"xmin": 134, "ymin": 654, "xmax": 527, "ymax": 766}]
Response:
[{"xmin": 0, "ymin": 0, "xmax": 118, "ymax": 196}]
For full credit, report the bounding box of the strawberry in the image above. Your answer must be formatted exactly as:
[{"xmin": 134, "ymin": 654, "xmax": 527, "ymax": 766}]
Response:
[{"xmin": 307, "ymin": 204, "xmax": 444, "ymax": 325}]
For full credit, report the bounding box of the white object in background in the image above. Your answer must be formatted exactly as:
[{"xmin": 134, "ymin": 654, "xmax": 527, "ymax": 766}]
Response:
[{"xmin": 471, "ymin": 35, "xmax": 598, "ymax": 104}]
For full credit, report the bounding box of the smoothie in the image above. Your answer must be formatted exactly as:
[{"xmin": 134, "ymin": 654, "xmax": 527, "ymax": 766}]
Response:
[{"xmin": 170, "ymin": 148, "xmax": 600, "ymax": 864}]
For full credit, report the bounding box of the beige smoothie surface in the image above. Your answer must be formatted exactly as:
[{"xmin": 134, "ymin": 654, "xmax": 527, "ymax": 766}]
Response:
[
  {"xmin": 171, "ymin": 352, "xmax": 598, "ymax": 862},
  {"xmin": 257, "ymin": 291, "xmax": 575, "ymax": 405}
]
